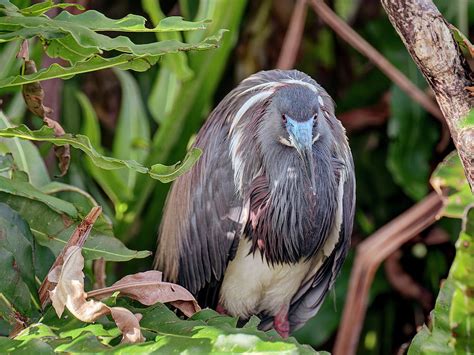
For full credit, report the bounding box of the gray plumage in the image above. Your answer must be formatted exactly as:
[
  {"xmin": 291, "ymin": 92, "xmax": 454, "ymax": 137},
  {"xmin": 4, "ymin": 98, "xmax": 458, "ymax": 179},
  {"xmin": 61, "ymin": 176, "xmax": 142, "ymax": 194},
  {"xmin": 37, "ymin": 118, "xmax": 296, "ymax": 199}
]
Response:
[{"xmin": 154, "ymin": 69, "xmax": 355, "ymax": 333}]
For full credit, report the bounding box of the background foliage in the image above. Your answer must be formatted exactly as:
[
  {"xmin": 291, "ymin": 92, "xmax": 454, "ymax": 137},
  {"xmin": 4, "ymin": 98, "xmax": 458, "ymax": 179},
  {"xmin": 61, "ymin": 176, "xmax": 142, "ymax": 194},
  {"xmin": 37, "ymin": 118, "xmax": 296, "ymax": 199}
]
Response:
[{"xmin": 0, "ymin": 0, "xmax": 472, "ymax": 354}]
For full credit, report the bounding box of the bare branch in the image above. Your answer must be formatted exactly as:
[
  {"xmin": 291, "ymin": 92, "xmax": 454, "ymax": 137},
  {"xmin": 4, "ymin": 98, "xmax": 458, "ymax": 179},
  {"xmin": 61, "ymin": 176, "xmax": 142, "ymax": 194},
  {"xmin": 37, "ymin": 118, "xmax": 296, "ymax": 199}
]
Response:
[
  {"xmin": 310, "ymin": 0, "xmax": 444, "ymax": 121},
  {"xmin": 333, "ymin": 192, "xmax": 443, "ymax": 355},
  {"xmin": 381, "ymin": 0, "xmax": 474, "ymax": 190},
  {"xmin": 276, "ymin": 0, "xmax": 307, "ymax": 70}
]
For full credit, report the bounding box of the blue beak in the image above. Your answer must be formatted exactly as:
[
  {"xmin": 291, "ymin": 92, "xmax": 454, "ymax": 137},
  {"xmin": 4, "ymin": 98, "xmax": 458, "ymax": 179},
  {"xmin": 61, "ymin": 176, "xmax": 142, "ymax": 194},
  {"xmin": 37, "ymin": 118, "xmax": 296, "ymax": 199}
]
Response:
[
  {"xmin": 285, "ymin": 116, "xmax": 314, "ymax": 153},
  {"xmin": 285, "ymin": 115, "xmax": 315, "ymax": 188}
]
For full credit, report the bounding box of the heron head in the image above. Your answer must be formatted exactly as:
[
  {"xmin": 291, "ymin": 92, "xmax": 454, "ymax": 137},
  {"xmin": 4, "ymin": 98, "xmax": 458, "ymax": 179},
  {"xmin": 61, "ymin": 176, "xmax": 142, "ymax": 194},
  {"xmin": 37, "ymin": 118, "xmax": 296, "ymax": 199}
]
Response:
[{"xmin": 269, "ymin": 84, "xmax": 329, "ymax": 185}]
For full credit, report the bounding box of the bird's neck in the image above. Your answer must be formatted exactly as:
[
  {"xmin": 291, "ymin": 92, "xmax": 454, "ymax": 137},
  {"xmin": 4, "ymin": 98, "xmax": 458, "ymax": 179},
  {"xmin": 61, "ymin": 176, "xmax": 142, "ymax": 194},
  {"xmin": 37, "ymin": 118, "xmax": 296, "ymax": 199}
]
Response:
[{"xmin": 245, "ymin": 148, "xmax": 339, "ymax": 264}]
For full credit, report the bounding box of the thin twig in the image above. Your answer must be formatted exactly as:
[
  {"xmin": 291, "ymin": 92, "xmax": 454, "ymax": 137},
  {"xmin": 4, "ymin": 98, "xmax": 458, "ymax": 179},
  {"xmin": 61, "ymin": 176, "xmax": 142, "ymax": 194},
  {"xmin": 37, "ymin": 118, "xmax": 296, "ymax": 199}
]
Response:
[
  {"xmin": 276, "ymin": 0, "xmax": 308, "ymax": 69},
  {"xmin": 309, "ymin": 0, "xmax": 444, "ymax": 122},
  {"xmin": 38, "ymin": 206, "xmax": 102, "ymax": 308},
  {"xmin": 333, "ymin": 192, "xmax": 443, "ymax": 355}
]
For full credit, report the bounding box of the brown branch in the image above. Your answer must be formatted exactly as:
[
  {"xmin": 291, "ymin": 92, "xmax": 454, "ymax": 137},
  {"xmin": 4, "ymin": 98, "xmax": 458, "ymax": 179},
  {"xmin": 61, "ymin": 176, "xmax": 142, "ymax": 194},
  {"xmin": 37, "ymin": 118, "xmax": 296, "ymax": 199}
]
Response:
[
  {"xmin": 338, "ymin": 93, "xmax": 390, "ymax": 132},
  {"xmin": 276, "ymin": 0, "xmax": 308, "ymax": 69},
  {"xmin": 384, "ymin": 250, "xmax": 432, "ymax": 310},
  {"xmin": 309, "ymin": 0, "xmax": 445, "ymax": 122},
  {"xmin": 381, "ymin": 0, "xmax": 474, "ymax": 190},
  {"xmin": 333, "ymin": 192, "xmax": 443, "ymax": 355}
]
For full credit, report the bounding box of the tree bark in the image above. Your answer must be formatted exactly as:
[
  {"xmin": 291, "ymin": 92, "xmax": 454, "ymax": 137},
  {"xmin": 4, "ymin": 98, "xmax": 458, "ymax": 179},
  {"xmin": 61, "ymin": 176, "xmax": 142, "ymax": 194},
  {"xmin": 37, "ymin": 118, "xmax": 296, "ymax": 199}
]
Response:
[{"xmin": 381, "ymin": 0, "xmax": 474, "ymax": 191}]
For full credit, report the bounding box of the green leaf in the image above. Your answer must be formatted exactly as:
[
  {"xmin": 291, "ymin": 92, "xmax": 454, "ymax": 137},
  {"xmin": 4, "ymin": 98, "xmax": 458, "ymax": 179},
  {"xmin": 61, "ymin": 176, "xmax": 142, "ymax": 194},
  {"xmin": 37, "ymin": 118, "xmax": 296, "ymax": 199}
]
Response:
[
  {"xmin": 19, "ymin": 1, "xmax": 84, "ymax": 16},
  {"xmin": 0, "ymin": 111, "xmax": 50, "ymax": 187},
  {"xmin": 6, "ymin": 301, "xmax": 322, "ymax": 353},
  {"xmin": 39, "ymin": 181, "xmax": 113, "ymax": 234},
  {"xmin": 76, "ymin": 91, "xmax": 130, "ymax": 205},
  {"xmin": 0, "ymin": 176, "xmax": 77, "ymax": 216},
  {"xmin": 52, "ymin": 11, "xmax": 209, "ymax": 32},
  {"xmin": 0, "ymin": 31, "xmax": 226, "ymax": 87},
  {"xmin": 0, "ymin": 203, "xmax": 41, "ymax": 317},
  {"xmin": 460, "ymin": 109, "xmax": 474, "ymax": 129},
  {"xmin": 409, "ymin": 159, "xmax": 474, "ymax": 354},
  {"xmin": 112, "ymin": 69, "xmax": 150, "ymax": 191},
  {"xmin": 0, "ymin": 179, "xmax": 150, "ymax": 261},
  {"xmin": 430, "ymin": 151, "xmax": 474, "ymax": 218},
  {"xmin": 0, "ymin": 125, "xmax": 201, "ymax": 184},
  {"xmin": 408, "ymin": 279, "xmax": 456, "ymax": 354},
  {"xmin": 149, "ymin": 148, "xmax": 202, "ymax": 183}
]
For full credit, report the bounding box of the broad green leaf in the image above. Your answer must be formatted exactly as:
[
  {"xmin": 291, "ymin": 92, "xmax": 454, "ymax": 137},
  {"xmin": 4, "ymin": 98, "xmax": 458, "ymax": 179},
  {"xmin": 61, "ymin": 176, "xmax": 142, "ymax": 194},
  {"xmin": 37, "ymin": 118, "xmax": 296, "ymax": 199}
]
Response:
[
  {"xmin": 112, "ymin": 69, "xmax": 150, "ymax": 190},
  {"xmin": 430, "ymin": 151, "xmax": 474, "ymax": 218},
  {"xmin": 39, "ymin": 181, "xmax": 113, "ymax": 233},
  {"xmin": 0, "ymin": 336, "xmax": 54, "ymax": 354},
  {"xmin": 0, "ymin": 111, "xmax": 50, "ymax": 187},
  {"xmin": 448, "ymin": 207, "xmax": 474, "ymax": 353},
  {"xmin": 143, "ymin": 0, "xmax": 193, "ymax": 123},
  {"xmin": 408, "ymin": 279, "xmax": 455, "ymax": 354},
  {"xmin": 409, "ymin": 159, "xmax": 474, "ymax": 354},
  {"xmin": 0, "ymin": 203, "xmax": 40, "ymax": 317},
  {"xmin": 6, "ymin": 301, "xmax": 321, "ymax": 353},
  {"xmin": 0, "ymin": 31, "xmax": 226, "ymax": 87},
  {"xmin": 0, "ymin": 176, "xmax": 77, "ymax": 216},
  {"xmin": 76, "ymin": 91, "xmax": 130, "ymax": 205},
  {"xmin": 0, "ymin": 182, "xmax": 150, "ymax": 261}
]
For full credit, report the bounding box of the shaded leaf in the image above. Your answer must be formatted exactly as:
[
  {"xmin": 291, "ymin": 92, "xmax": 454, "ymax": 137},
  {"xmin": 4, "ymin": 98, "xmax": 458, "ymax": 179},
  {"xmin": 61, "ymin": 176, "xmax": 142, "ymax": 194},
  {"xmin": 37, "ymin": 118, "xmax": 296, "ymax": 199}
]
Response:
[
  {"xmin": 112, "ymin": 69, "xmax": 150, "ymax": 190},
  {"xmin": 0, "ymin": 182, "xmax": 150, "ymax": 261},
  {"xmin": 0, "ymin": 111, "xmax": 49, "ymax": 187},
  {"xmin": 0, "ymin": 203, "xmax": 41, "ymax": 318}
]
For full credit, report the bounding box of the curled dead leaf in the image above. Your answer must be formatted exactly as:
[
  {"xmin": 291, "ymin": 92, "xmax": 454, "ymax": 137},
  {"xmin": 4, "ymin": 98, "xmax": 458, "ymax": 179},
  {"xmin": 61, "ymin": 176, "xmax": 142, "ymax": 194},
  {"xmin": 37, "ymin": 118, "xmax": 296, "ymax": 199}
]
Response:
[
  {"xmin": 39, "ymin": 206, "xmax": 102, "ymax": 308},
  {"xmin": 48, "ymin": 245, "xmax": 144, "ymax": 344},
  {"xmin": 110, "ymin": 307, "xmax": 145, "ymax": 344},
  {"xmin": 87, "ymin": 270, "xmax": 201, "ymax": 317},
  {"xmin": 20, "ymin": 56, "xmax": 70, "ymax": 176},
  {"xmin": 49, "ymin": 246, "xmax": 109, "ymax": 321}
]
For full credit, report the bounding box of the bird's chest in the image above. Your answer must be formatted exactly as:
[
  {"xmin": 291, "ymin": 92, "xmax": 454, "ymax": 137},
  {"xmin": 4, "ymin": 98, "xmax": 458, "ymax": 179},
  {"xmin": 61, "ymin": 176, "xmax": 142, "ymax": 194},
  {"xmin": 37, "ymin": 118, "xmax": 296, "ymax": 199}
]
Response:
[{"xmin": 219, "ymin": 239, "xmax": 312, "ymax": 318}]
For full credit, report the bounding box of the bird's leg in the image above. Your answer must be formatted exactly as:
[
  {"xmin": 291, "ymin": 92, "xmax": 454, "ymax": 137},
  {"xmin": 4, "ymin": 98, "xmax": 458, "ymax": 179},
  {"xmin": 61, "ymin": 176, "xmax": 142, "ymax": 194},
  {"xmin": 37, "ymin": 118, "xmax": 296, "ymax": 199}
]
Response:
[
  {"xmin": 216, "ymin": 303, "xmax": 228, "ymax": 315},
  {"xmin": 273, "ymin": 304, "xmax": 290, "ymax": 338}
]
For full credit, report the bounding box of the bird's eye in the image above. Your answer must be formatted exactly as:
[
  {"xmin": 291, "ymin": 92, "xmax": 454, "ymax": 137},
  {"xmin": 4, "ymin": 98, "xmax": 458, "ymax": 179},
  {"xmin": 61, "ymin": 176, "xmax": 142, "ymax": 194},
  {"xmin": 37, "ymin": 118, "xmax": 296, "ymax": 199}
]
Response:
[
  {"xmin": 312, "ymin": 115, "xmax": 317, "ymax": 127},
  {"xmin": 282, "ymin": 114, "xmax": 287, "ymax": 123}
]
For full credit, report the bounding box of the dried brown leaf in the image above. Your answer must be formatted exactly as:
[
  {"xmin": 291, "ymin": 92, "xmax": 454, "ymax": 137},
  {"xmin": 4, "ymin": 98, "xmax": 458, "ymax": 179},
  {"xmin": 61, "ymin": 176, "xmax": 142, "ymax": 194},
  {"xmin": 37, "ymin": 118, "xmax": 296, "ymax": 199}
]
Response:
[
  {"xmin": 49, "ymin": 245, "xmax": 144, "ymax": 344},
  {"xmin": 88, "ymin": 270, "xmax": 201, "ymax": 317},
  {"xmin": 17, "ymin": 40, "xmax": 29, "ymax": 61},
  {"xmin": 21, "ymin": 59, "xmax": 70, "ymax": 176},
  {"xmin": 49, "ymin": 246, "xmax": 109, "ymax": 321},
  {"xmin": 110, "ymin": 307, "xmax": 144, "ymax": 344},
  {"xmin": 39, "ymin": 206, "xmax": 102, "ymax": 308}
]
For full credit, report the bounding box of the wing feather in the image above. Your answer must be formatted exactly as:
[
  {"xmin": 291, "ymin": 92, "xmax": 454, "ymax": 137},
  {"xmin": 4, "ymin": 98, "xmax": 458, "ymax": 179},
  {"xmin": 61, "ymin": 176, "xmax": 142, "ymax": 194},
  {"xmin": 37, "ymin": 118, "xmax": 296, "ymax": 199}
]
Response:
[{"xmin": 154, "ymin": 109, "xmax": 244, "ymax": 303}]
